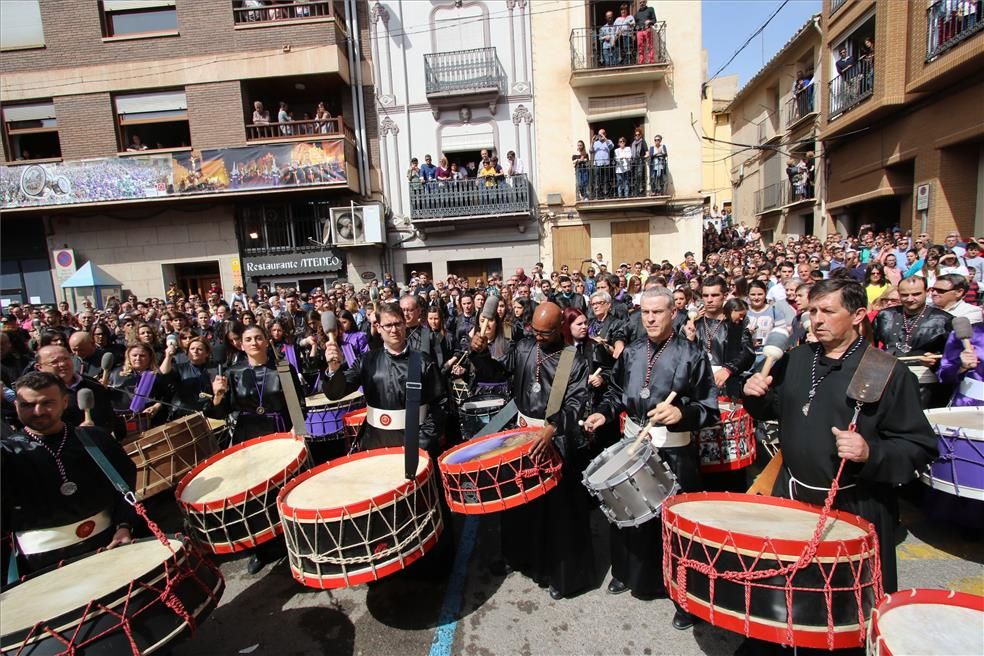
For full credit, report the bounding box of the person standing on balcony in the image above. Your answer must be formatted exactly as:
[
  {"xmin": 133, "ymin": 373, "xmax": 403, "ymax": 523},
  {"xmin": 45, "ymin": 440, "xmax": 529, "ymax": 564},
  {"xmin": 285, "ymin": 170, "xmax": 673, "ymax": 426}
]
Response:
[
  {"xmin": 599, "ymin": 12, "xmax": 618, "ymax": 67},
  {"xmin": 252, "ymin": 101, "xmax": 271, "ymax": 126},
  {"xmin": 406, "ymin": 157, "xmax": 422, "ymax": 199},
  {"xmin": 614, "ymin": 137, "xmax": 632, "ymax": 198},
  {"xmin": 505, "ymin": 150, "xmax": 525, "ymax": 177},
  {"xmin": 648, "ymin": 134, "xmax": 667, "ymax": 196},
  {"xmin": 315, "ymin": 101, "xmax": 332, "ymax": 134},
  {"xmin": 419, "ymin": 154, "xmax": 438, "ymax": 191},
  {"xmin": 572, "ymin": 141, "xmax": 590, "ymax": 201},
  {"xmin": 478, "ymin": 156, "xmax": 498, "ymax": 204},
  {"xmin": 630, "ymin": 127, "xmax": 647, "ymax": 197},
  {"xmin": 613, "ymin": 4, "xmax": 636, "ymax": 65},
  {"xmin": 277, "ymin": 101, "xmax": 292, "ymax": 136},
  {"xmin": 634, "ymin": 0, "xmax": 657, "ymax": 64},
  {"xmin": 592, "ymin": 130, "xmax": 613, "ymax": 199}
]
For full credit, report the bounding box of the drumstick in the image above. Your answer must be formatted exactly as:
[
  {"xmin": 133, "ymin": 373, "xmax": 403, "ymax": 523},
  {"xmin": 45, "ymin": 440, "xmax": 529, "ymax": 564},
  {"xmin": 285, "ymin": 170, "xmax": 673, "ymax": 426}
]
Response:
[
  {"xmin": 591, "ymin": 367, "xmax": 602, "ymax": 378},
  {"xmin": 99, "ymin": 352, "xmax": 114, "ymax": 386},
  {"xmin": 321, "ymin": 312, "xmax": 338, "ymax": 346},
  {"xmin": 953, "ymin": 316, "xmax": 974, "ymax": 352},
  {"xmin": 897, "ymin": 354, "xmax": 942, "ymax": 362},
  {"xmin": 746, "ymin": 451, "xmax": 783, "ymax": 496},
  {"xmin": 628, "ymin": 391, "xmax": 678, "ymax": 456},
  {"xmin": 760, "ymin": 330, "xmax": 790, "ymax": 378},
  {"xmin": 78, "ymin": 388, "xmax": 95, "ymax": 426}
]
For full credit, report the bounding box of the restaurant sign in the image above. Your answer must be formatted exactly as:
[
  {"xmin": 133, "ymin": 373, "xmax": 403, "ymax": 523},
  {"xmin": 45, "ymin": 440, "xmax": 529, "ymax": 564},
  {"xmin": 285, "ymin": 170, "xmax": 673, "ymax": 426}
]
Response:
[{"xmin": 242, "ymin": 251, "xmax": 344, "ymax": 277}]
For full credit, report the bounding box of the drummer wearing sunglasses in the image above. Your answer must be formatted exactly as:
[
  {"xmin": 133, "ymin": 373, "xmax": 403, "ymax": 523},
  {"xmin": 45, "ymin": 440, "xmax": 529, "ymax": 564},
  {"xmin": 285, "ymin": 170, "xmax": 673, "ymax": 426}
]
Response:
[{"xmin": 3, "ymin": 371, "xmax": 138, "ymax": 578}]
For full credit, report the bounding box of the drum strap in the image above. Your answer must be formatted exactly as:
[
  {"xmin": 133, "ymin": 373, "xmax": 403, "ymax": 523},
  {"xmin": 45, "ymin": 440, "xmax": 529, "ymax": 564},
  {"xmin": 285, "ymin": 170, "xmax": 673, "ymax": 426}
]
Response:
[
  {"xmin": 405, "ymin": 350, "xmax": 423, "ymax": 479},
  {"xmin": 276, "ymin": 360, "xmax": 309, "ymax": 438},
  {"xmin": 544, "ymin": 346, "xmax": 577, "ymax": 423},
  {"xmin": 75, "ymin": 427, "xmax": 135, "ymax": 501}
]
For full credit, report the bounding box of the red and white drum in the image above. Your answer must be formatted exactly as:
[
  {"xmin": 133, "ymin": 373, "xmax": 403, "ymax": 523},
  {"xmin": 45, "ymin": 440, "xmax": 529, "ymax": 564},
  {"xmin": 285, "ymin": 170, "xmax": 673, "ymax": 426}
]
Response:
[
  {"xmin": 867, "ymin": 588, "xmax": 984, "ymax": 656},
  {"xmin": 694, "ymin": 397, "xmax": 756, "ymax": 472},
  {"xmin": 437, "ymin": 427, "xmax": 562, "ymax": 514},
  {"xmin": 342, "ymin": 407, "xmax": 367, "ymax": 446},
  {"xmin": 176, "ymin": 433, "xmax": 309, "ymax": 554},
  {"xmin": 0, "ymin": 536, "xmax": 223, "ymax": 655},
  {"xmin": 277, "ymin": 447, "xmax": 443, "ymax": 589},
  {"xmin": 663, "ymin": 492, "xmax": 882, "ymax": 650}
]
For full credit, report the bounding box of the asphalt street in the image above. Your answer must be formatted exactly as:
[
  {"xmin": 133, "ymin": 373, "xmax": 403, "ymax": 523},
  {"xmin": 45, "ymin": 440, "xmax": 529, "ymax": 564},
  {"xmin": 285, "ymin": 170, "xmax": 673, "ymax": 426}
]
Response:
[{"xmin": 167, "ymin": 486, "xmax": 983, "ymax": 656}]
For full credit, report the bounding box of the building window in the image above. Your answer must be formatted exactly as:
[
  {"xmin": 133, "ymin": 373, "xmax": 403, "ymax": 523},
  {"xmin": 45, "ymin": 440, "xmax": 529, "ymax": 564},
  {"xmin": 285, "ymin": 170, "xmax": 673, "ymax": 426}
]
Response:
[
  {"xmin": 0, "ymin": 0, "xmax": 45, "ymax": 50},
  {"xmin": 2, "ymin": 101, "xmax": 61, "ymax": 161},
  {"xmin": 114, "ymin": 89, "xmax": 190, "ymax": 152},
  {"xmin": 100, "ymin": 0, "xmax": 177, "ymax": 38},
  {"xmin": 238, "ymin": 202, "xmax": 330, "ymax": 256},
  {"xmin": 231, "ymin": 1, "xmax": 341, "ymax": 25}
]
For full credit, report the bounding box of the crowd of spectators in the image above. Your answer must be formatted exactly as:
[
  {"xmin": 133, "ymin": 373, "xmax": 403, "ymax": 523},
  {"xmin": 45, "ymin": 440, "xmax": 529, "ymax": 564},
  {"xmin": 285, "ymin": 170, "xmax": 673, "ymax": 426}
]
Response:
[
  {"xmin": 250, "ymin": 100, "xmax": 337, "ymax": 136},
  {"xmin": 406, "ymin": 148, "xmax": 528, "ymax": 201},
  {"xmin": 574, "ymin": 129, "xmax": 668, "ymax": 201},
  {"xmin": 596, "ymin": 1, "xmax": 662, "ymax": 67}
]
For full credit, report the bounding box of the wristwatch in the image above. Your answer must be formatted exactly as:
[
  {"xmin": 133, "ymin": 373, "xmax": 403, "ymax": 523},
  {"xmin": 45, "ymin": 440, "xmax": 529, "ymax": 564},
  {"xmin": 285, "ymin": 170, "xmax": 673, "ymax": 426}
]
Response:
[{"xmin": 116, "ymin": 522, "xmax": 133, "ymax": 533}]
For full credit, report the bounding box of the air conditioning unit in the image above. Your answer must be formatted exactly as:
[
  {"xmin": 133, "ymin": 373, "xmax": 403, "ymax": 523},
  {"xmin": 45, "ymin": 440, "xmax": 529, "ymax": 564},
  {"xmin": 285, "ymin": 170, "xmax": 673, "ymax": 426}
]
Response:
[{"xmin": 328, "ymin": 203, "xmax": 384, "ymax": 247}]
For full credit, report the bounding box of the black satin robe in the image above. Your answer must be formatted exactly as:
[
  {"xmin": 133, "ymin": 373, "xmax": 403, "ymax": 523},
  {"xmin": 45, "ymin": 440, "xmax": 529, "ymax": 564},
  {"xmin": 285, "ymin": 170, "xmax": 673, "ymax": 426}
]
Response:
[
  {"xmin": 208, "ymin": 361, "xmax": 304, "ymax": 443},
  {"xmin": 694, "ymin": 317, "xmax": 755, "ymax": 397},
  {"xmin": 64, "ymin": 376, "xmax": 119, "ymax": 439},
  {"xmin": 1, "ymin": 425, "xmax": 137, "ymax": 576},
  {"xmin": 161, "ymin": 361, "xmax": 215, "ymax": 421},
  {"xmin": 596, "ymin": 334, "xmax": 719, "ymax": 597},
  {"xmin": 407, "ymin": 324, "xmax": 446, "ymax": 368},
  {"xmin": 470, "ymin": 337, "xmax": 595, "ymax": 597},
  {"xmin": 321, "ymin": 347, "xmax": 444, "ymax": 452},
  {"xmin": 108, "ymin": 369, "xmax": 171, "ymax": 428},
  {"xmin": 872, "ymin": 305, "xmax": 954, "ymax": 407},
  {"xmin": 588, "ymin": 314, "xmax": 626, "ymax": 370},
  {"xmin": 742, "ymin": 343, "xmax": 938, "ymax": 592}
]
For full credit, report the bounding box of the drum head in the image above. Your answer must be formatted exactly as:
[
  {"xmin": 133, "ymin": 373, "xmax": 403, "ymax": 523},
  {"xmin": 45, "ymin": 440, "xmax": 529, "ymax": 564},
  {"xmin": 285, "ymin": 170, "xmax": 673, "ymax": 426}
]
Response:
[
  {"xmin": 284, "ymin": 452, "xmax": 427, "ymax": 511},
  {"xmin": 305, "ymin": 390, "xmax": 364, "ymax": 409},
  {"xmin": 460, "ymin": 395, "xmax": 506, "ymax": 413},
  {"xmin": 671, "ymin": 496, "xmax": 867, "ymax": 542},
  {"xmin": 1, "ymin": 539, "xmax": 183, "ymax": 637},
  {"xmin": 878, "ymin": 601, "xmax": 982, "ymax": 655},
  {"xmin": 442, "ymin": 429, "xmax": 535, "ymax": 466},
  {"xmin": 179, "ymin": 436, "xmax": 306, "ymax": 504},
  {"xmin": 587, "ymin": 438, "xmax": 648, "ymax": 486},
  {"xmin": 924, "ymin": 407, "xmax": 984, "ymax": 440}
]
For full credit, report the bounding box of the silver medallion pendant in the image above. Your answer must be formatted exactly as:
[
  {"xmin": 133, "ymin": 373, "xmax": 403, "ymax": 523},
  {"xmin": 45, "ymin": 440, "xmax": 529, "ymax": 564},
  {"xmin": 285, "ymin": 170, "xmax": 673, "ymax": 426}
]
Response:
[
  {"xmin": 255, "ymin": 406, "xmax": 266, "ymax": 415},
  {"xmin": 531, "ymin": 382, "xmax": 542, "ymax": 394},
  {"xmin": 895, "ymin": 343, "xmax": 911, "ymax": 354},
  {"xmin": 60, "ymin": 481, "xmax": 78, "ymax": 496},
  {"xmin": 802, "ymin": 402, "xmax": 810, "ymax": 417},
  {"xmin": 639, "ymin": 388, "xmax": 651, "ymax": 399}
]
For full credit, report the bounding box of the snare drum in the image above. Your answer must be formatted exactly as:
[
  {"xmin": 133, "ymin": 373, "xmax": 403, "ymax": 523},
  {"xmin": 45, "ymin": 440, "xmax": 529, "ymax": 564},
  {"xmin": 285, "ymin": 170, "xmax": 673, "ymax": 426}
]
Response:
[
  {"xmin": 438, "ymin": 427, "xmax": 562, "ymax": 514},
  {"xmin": 458, "ymin": 393, "xmax": 507, "ymax": 440},
  {"xmin": 124, "ymin": 413, "xmax": 218, "ymax": 501},
  {"xmin": 663, "ymin": 492, "xmax": 882, "ymax": 650},
  {"xmin": 867, "ymin": 588, "xmax": 984, "ymax": 656},
  {"xmin": 304, "ymin": 390, "xmax": 366, "ymax": 463},
  {"xmin": 278, "ymin": 448, "xmax": 443, "ymax": 589},
  {"xmin": 694, "ymin": 397, "xmax": 756, "ymax": 473},
  {"xmin": 176, "ymin": 433, "xmax": 309, "ymax": 554},
  {"xmin": 0, "ymin": 536, "xmax": 224, "ymax": 655},
  {"xmin": 583, "ymin": 437, "xmax": 678, "ymax": 527},
  {"xmin": 921, "ymin": 407, "xmax": 984, "ymax": 500}
]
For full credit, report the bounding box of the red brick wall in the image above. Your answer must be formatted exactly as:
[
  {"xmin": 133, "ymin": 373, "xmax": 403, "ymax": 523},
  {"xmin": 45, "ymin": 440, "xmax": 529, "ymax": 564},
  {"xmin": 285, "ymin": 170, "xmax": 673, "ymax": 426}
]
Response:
[
  {"xmin": 53, "ymin": 93, "xmax": 120, "ymax": 158},
  {"xmin": 186, "ymin": 82, "xmax": 248, "ymax": 150}
]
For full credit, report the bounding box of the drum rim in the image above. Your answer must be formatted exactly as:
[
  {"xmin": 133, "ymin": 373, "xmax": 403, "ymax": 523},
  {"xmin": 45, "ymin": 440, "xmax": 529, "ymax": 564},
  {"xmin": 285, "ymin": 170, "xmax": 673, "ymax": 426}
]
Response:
[
  {"xmin": 304, "ymin": 391, "xmax": 366, "ymax": 412},
  {"xmin": 438, "ymin": 427, "xmax": 542, "ymax": 473},
  {"xmin": 924, "ymin": 409, "xmax": 984, "ymax": 441},
  {"xmin": 123, "ymin": 412, "xmax": 209, "ymax": 447},
  {"xmin": 342, "ymin": 407, "xmax": 368, "ymax": 427},
  {"xmin": 277, "ymin": 447, "xmax": 432, "ymax": 520},
  {"xmin": 174, "ymin": 432, "xmax": 308, "ymax": 512},
  {"xmin": 869, "ymin": 588, "xmax": 984, "ymax": 656},
  {"xmin": 583, "ymin": 437, "xmax": 656, "ymax": 488},
  {"xmin": 662, "ymin": 492, "xmax": 878, "ymax": 559}
]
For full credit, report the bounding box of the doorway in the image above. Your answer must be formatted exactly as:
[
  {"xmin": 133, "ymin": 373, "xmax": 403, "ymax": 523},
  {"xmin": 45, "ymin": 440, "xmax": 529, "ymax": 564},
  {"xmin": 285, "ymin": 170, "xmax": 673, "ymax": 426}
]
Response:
[
  {"xmin": 588, "ymin": 117, "xmax": 644, "ymax": 147},
  {"xmin": 612, "ymin": 219, "xmax": 650, "ymax": 266},
  {"xmin": 171, "ymin": 261, "xmax": 221, "ymax": 298},
  {"xmin": 589, "ymin": 0, "xmax": 625, "ymax": 28},
  {"xmin": 552, "ymin": 224, "xmax": 591, "ymax": 274},
  {"xmin": 448, "ymin": 258, "xmax": 502, "ymax": 287}
]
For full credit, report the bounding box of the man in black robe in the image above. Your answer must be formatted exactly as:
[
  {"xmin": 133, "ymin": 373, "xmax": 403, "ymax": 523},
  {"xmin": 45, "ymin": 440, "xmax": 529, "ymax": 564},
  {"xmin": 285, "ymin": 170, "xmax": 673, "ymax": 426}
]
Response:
[
  {"xmin": 684, "ymin": 275, "xmax": 755, "ymax": 398},
  {"xmin": 470, "ymin": 302, "xmax": 594, "ymax": 600},
  {"xmin": 68, "ymin": 332, "xmax": 108, "ymax": 380},
  {"xmin": 872, "ymin": 276, "xmax": 953, "ymax": 408},
  {"xmin": 743, "ymin": 279, "xmax": 937, "ymax": 595},
  {"xmin": 323, "ymin": 303, "xmax": 444, "ymax": 453},
  {"xmin": 584, "ymin": 288, "xmax": 718, "ymax": 629},
  {"xmin": 401, "ymin": 293, "xmax": 445, "ymax": 368},
  {"xmin": 2, "ymin": 372, "xmax": 136, "ymax": 579},
  {"xmin": 555, "ymin": 275, "xmax": 587, "ymax": 313},
  {"xmin": 587, "ymin": 290, "xmax": 627, "ymax": 364},
  {"xmin": 34, "ymin": 345, "xmax": 118, "ymax": 437},
  {"xmin": 447, "ymin": 293, "xmax": 478, "ymax": 352}
]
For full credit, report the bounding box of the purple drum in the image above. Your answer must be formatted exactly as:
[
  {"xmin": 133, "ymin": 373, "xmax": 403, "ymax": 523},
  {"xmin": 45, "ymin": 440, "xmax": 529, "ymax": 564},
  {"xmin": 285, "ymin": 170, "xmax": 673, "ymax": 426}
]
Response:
[{"xmin": 921, "ymin": 407, "xmax": 984, "ymax": 500}]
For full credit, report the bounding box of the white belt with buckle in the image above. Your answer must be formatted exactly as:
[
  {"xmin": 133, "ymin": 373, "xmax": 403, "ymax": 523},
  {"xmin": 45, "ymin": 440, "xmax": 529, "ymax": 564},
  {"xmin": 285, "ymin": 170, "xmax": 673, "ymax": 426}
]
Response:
[
  {"xmin": 365, "ymin": 405, "xmax": 429, "ymax": 431},
  {"xmin": 788, "ymin": 473, "xmax": 856, "ymax": 502},
  {"xmin": 623, "ymin": 415, "xmax": 690, "ymax": 448},
  {"xmin": 516, "ymin": 410, "xmax": 545, "ymax": 429},
  {"xmin": 16, "ymin": 509, "xmax": 112, "ymax": 555},
  {"xmin": 957, "ymin": 377, "xmax": 984, "ymax": 401}
]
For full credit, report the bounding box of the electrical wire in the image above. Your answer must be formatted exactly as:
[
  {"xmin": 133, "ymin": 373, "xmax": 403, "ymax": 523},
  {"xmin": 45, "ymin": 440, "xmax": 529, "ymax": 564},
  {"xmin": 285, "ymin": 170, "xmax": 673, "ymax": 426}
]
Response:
[{"xmin": 706, "ymin": 0, "xmax": 790, "ymax": 83}]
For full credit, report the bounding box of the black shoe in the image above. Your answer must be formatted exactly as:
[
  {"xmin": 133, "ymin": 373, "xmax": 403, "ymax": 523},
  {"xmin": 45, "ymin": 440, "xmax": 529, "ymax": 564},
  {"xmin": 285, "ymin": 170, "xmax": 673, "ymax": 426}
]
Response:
[
  {"xmin": 489, "ymin": 560, "xmax": 513, "ymax": 576},
  {"xmin": 247, "ymin": 554, "xmax": 264, "ymax": 575},
  {"xmin": 548, "ymin": 585, "xmax": 563, "ymax": 600},
  {"xmin": 607, "ymin": 578, "xmax": 629, "ymax": 595},
  {"xmin": 672, "ymin": 609, "xmax": 699, "ymax": 630}
]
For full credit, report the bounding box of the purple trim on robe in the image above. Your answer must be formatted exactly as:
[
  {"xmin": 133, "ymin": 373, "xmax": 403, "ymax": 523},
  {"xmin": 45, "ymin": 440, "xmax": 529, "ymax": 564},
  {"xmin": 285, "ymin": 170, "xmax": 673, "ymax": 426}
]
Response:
[
  {"xmin": 282, "ymin": 344, "xmax": 300, "ymax": 371},
  {"xmin": 939, "ymin": 325, "xmax": 984, "ymax": 407}
]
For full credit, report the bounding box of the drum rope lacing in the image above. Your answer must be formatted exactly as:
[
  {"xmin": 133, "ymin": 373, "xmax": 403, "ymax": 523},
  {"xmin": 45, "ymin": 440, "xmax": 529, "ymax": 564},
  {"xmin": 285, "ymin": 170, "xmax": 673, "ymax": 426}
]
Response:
[
  {"xmin": 927, "ymin": 423, "xmax": 983, "ymax": 497},
  {"xmin": 296, "ymin": 507, "xmax": 439, "ymax": 565},
  {"xmin": 671, "ymin": 457, "xmax": 884, "ymax": 650},
  {"xmin": 440, "ymin": 438, "xmax": 563, "ymax": 509}
]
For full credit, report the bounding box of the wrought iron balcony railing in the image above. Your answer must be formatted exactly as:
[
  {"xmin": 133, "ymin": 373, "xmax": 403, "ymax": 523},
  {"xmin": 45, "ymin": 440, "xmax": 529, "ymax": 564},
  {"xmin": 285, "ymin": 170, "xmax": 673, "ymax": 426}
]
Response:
[
  {"xmin": 573, "ymin": 157, "xmax": 670, "ymax": 202},
  {"xmin": 232, "ymin": 0, "xmax": 344, "ymax": 25},
  {"xmin": 245, "ymin": 116, "xmax": 351, "ymax": 142},
  {"xmin": 423, "ymin": 48, "xmax": 506, "ymax": 97},
  {"xmin": 828, "ymin": 57, "xmax": 874, "ymax": 118},
  {"xmin": 754, "ymin": 176, "xmax": 815, "ymax": 213},
  {"xmin": 830, "ymin": 0, "xmax": 849, "ymax": 16},
  {"xmin": 783, "ymin": 84, "xmax": 816, "ymax": 128},
  {"xmin": 570, "ymin": 22, "xmax": 667, "ymax": 72},
  {"xmin": 926, "ymin": 0, "xmax": 984, "ymax": 60},
  {"xmin": 409, "ymin": 174, "xmax": 530, "ymax": 220}
]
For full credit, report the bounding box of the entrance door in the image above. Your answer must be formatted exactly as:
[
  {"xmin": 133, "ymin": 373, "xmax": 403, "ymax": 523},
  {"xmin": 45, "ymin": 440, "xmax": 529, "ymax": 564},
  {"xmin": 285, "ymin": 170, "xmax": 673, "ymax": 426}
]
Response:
[
  {"xmin": 611, "ymin": 220, "xmax": 650, "ymax": 266},
  {"xmin": 448, "ymin": 258, "xmax": 502, "ymax": 287},
  {"xmin": 552, "ymin": 224, "xmax": 591, "ymax": 274},
  {"xmin": 173, "ymin": 261, "xmax": 221, "ymax": 298}
]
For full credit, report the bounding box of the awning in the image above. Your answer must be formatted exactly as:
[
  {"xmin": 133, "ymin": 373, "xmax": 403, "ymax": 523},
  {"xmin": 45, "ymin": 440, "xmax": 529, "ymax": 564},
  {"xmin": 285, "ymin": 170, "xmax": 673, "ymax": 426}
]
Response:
[
  {"xmin": 103, "ymin": 0, "xmax": 175, "ymax": 11},
  {"xmin": 115, "ymin": 90, "xmax": 187, "ymax": 115},
  {"xmin": 3, "ymin": 101, "xmax": 56, "ymax": 123}
]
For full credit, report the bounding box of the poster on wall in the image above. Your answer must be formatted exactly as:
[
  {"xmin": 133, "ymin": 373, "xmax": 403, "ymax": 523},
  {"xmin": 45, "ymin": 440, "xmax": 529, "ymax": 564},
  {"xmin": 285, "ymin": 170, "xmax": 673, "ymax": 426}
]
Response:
[{"xmin": 0, "ymin": 140, "xmax": 347, "ymax": 210}]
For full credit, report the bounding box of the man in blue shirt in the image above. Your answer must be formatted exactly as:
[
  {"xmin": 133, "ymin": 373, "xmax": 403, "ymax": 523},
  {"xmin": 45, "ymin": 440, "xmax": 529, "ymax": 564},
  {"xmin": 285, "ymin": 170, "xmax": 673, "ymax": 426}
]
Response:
[{"xmin": 420, "ymin": 154, "xmax": 438, "ymax": 187}]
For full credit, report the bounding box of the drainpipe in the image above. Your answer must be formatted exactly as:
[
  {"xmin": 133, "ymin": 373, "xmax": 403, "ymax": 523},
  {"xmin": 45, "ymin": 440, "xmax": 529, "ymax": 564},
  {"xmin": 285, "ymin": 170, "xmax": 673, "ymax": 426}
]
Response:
[
  {"xmin": 347, "ymin": 0, "xmax": 372, "ymax": 197},
  {"xmin": 344, "ymin": 0, "xmax": 368, "ymax": 197}
]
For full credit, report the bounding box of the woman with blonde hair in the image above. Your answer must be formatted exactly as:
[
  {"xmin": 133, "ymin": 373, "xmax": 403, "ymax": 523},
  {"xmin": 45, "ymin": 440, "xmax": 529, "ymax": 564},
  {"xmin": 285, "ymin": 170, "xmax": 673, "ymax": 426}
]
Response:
[{"xmin": 110, "ymin": 342, "xmax": 168, "ymax": 428}]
